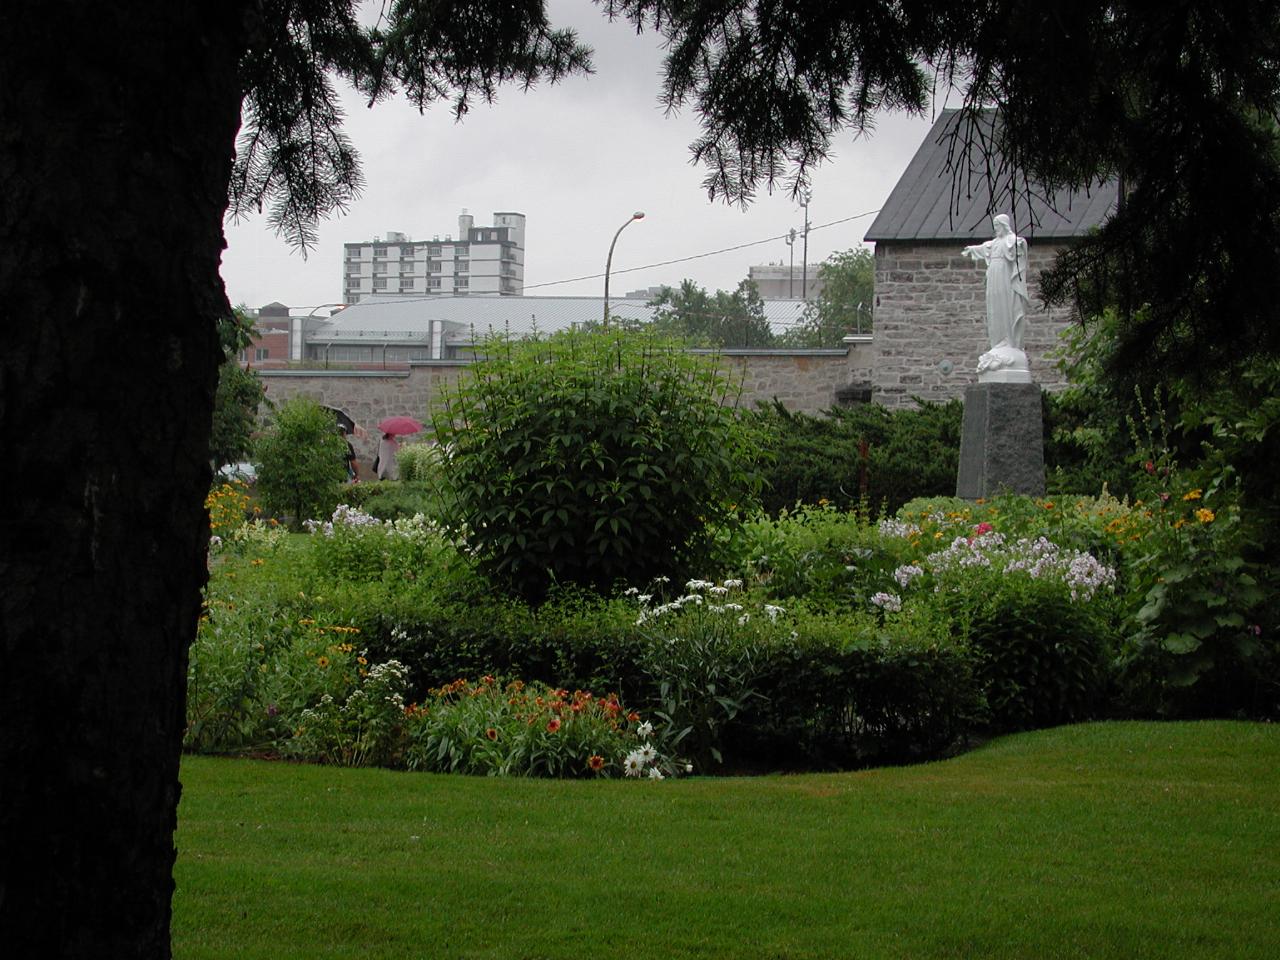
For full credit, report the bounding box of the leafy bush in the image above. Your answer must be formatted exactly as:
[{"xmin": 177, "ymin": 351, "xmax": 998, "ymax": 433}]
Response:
[
  {"xmin": 1118, "ymin": 485, "xmax": 1276, "ymax": 717},
  {"xmin": 186, "ymin": 571, "xmax": 366, "ymax": 754},
  {"xmin": 743, "ymin": 603, "xmax": 981, "ymax": 769},
  {"xmin": 403, "ymin": 677, "xmax": 669, "ymax": 778},
  {"xmin": 395, "ymin": 442, "xmax": 440, "ymax": 483},
  {"xmin": 289, "ymin": 660, "xmax": 411, "ymax": 767},
  {"xmin": 739, "ymin": 502, "xmax": 914, "ymax": 608},
  {"xmin": 303, "ymin": 504, "xmax": 457, "ymax": 584},
  {"xmin": 634, "ymin": 579, "xmax": 770, "ymax": 771},
  {"xmin": 747, "ymin": 400, "xmax": 962, "ymax": 515},
  {"xmin": 342, "ymin": 480, "xmax": 444, "ymax": 522},
  {"xmin": 254, "ymin": 396, "xmax": 347, "ymax": 528},
  {"xmin": 432, "ymin": 329, "xmax": 761, "ymax": 600},
  {"xmin": 879, "ymin": 522, "xmax": 1121, "ymax": 730}
]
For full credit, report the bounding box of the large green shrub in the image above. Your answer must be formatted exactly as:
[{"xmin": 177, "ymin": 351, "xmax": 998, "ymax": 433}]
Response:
[
  {"xmin": 432, "ymin": 329, "xmax": 761, "ymax": 600},
  {"xmin": 254, "ymin": 396, "xmax": 347, "ymax": 528},
  {"xmin": 747, "ymin": 400, "xmax": 962, "ymax": 515}
]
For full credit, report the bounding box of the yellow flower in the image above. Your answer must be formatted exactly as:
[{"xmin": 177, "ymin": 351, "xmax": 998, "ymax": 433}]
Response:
[
  {"xmin": 1183, "ymin": 489, "xmax": 1203, "ymax": 501},
  {"xmin": 316, "ymin": 656, "xmax": 330, "ymax": 668},
  {"xmin": 1174, "ymin": 518, "xmax": 1186, "ymax": 529},
  {"xmin": 1196, "ymin": 508, "xmax": 1215, "ymax": 523}
]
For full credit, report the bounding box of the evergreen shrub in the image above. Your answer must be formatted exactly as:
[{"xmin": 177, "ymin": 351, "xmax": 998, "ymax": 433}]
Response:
[{"xmin": 747, "ymin": 399, "xmax": 961, "ymax": 515}]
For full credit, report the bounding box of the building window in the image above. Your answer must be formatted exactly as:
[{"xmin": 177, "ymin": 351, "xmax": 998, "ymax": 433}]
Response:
[
  {"xmin": 428, "ymin": 244, "xmax": 441, "ymax": 256},
  {"xmin": 427, "ymin": 259, "xmax": 441, "ymax": 273},
  {"xmin": 372, "ymin": 262, "xmax": 386, "ymax": 275},
  {"xmin": 428, "ymin": 278, "xmax": 441, "ymax": 288},
  {"xmin": 372, "ymin": 277, "xmax": 387, "ymax": 289},
  {"xmin": 455, "ymin": 260, "xmax": 469, "ymax": 273},
  {"xmin": 254, "ymin": 347, "xmax": 269, "ymax": 361},
  {"xmin": 456, "ymin": 277, "xmax": 469, "ymax": 288},
  {"xmin": 373, "ymin": 245, "xmax": 387, "ymax": 258}
]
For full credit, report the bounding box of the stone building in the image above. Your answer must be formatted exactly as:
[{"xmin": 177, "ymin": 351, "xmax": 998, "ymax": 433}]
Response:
[{"xmin": 864, "ymin": 111, "xmax": 1117, "ymax": 407}]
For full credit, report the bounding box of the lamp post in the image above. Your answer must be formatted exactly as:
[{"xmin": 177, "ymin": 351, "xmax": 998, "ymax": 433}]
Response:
[
  {"xmin": 291, "ymin": 302, "xmax": 346, "ymax": 365},
  {"xmin": 603, "ymin": 211, "xmax": 645, "ymax": 327}
]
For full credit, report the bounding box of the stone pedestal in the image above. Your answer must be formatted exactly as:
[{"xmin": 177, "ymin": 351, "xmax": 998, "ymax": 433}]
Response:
[{"xmin": 956, "ymin": 382, "xmax": 1045, "ymax": 499}]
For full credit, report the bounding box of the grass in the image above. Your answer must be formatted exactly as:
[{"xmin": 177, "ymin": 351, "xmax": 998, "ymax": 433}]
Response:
[{"xmin": 174, "ymin": 721, "xmax": 1280, "ymax": 959}]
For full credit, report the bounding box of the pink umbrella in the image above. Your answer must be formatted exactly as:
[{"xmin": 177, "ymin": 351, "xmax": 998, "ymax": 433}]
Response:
[{"xmin": 377, "ymin": 416, "xmax": 424, "ymax": 436}]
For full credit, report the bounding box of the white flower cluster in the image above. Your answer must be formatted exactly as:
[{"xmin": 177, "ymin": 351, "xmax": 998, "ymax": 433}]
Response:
[
  {"xmin": 893, "ymin": 532, "xmax": 1117, "ymax": 603},
  {"xmin": 1001, "ymin": 537, "xmax": 1116, "ymax": 601},
  {"xmin": 877, "ymin": 518, "xmax": 921, "ymax": 539},
  {"xmin": 633, "ymin": 578, "xmax": 784, "ymax": 627},
  {"xmin": 635, "ymin": 578, "xmax": 734, "ymax": 624},
  {"xmin": 304, "ymin": 506, "xmax": 442, "ymax": 542},
  {"xmin": 870, "ymin": 591, "xmax": 903, "ymax": 612},
  {"xmin": 623, "ymin": 742, "xmax": 661, "ymax": 778},
  {"xmin": 893, "ymin": 564, "xmax": 924, "ymax": 588}
]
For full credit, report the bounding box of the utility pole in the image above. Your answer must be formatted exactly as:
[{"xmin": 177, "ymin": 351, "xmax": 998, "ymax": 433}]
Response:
[
  {"xmin": 800, "ymin": 189, "xmax": 811, "ymax": 300},
  {"xmin": 785, "ymin": 228, "xmax": 796, "ymax": 297}
]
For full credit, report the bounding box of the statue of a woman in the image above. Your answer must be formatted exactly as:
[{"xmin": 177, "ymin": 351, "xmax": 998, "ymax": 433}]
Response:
[{"xmin": 962, "ymin": 214, "xmax": 1032, "ymax": 381}]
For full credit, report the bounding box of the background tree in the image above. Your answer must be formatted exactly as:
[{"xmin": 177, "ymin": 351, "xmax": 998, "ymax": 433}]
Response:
[
  {"xmin": 780, "ymin": 247, "xmax": 874, "ymax": 346},
  {"xmin": 211, "ymin": 309, "xmax": 268, "ymax": 468},
  {"xmin": 647, "ymin": 278, "xmax": 775, "ymax": 347},
  {"xmin": 6, "ymin": 1, "xmax": 1279, "ymax": 955},
  {"xmin": 254, "ymin": 397, "xmax": 348, "ymax": 529}
]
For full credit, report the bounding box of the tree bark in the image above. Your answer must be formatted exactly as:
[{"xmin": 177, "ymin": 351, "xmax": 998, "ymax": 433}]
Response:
[{"xmin": 0, "ymin": 4, "xmax": 246, "ymax": 956}]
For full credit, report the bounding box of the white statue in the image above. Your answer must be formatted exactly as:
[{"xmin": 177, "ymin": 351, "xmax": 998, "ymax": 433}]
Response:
[{"xmin": 963, "ymin": 214, "xmax": 1032, "ymax": 382}]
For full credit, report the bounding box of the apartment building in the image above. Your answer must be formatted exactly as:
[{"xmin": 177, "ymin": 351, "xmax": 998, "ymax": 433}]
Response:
[{"xmin": 342, "ymin": 211, "xmax": 525, "ymax": 304}]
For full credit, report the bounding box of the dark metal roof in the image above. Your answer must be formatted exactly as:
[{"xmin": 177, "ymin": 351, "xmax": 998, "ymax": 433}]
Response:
[{"xmin": 865, "ymin": 110, "xmax": 1117, "ymax": 242}]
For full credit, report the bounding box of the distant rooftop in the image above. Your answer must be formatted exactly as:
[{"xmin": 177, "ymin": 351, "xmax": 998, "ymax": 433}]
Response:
[
  {"xmin": 308, "ymin": 294, "xmax": 813, "ymax": 342},
  {"xmin": 865, "ymin": 110, "xmax": 1118, "ymax": 242}
]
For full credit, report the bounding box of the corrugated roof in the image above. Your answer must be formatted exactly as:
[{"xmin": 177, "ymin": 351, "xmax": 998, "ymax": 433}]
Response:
[
  {"xmin": 309, "ymin": 294, "xmax": 814, "ymax": 341},
  {"xmin": 865, "ymin": 110, "xmax": 1117, "ymax": 242}
]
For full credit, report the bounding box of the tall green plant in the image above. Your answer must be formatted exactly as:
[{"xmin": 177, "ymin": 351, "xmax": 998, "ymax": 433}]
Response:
[
  {"xmin": 254, "ymin": 397, "xmax": 347, "ymax": 529},
  {"xmin": 432, "ymin": 329, "xmax": 761, "ymax": 600}
]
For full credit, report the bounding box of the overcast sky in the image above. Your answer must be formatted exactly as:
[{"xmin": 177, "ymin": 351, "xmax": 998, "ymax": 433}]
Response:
[{"xmin": 219, "ymin": 1, "xmax": 940, "ymax": 312}]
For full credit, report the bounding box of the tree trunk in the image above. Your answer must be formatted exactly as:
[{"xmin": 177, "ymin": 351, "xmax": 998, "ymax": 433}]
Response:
[{"xmin": 0, "ymin": 4, "xmax": 246, "ymax": 956}]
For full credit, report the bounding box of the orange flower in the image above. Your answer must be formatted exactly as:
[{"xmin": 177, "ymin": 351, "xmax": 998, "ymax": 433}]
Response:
[
  {"xmin": 1196, "ymin": 508, "xmax": 1215, "ymax": 523},
  {"xmin": 588, "ymin": 755, "xmax": 605, "ymax": 772},
  {"xmin": 546, "ymin": 717, "xmax": 562, "ymax": 733},
  {"xmin": 316, "ymin": 656, "xmax": 329, "ymax": 668},
  {"xmin": 485, "ymin": 727, "xmax": 499, "ymax": 741}
]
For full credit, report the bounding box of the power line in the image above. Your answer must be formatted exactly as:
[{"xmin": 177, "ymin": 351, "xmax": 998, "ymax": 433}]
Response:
[
  {"xmin": 328, "ymin": 206, "xmax": 880, "ymax": 308},
  {"xmin": 519, "ymin": 212, "xmax": 880, "ymax": 295}
]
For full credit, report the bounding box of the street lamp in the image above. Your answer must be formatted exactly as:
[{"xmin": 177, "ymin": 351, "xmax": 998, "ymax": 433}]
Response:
[
  {"xmin": 603, "ymin": 211, "xmax": 645, "ymax": 327},
  {"xmin": 291, "ymin": 302, "xmax": 346, "ymax": 364}
]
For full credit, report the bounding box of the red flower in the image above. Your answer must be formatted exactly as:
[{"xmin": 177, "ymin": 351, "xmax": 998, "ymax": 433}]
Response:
[
  {"xmin": 588, "ymin": 755, "xmax": 605, "ymax": 771},
  {"xmin": 546, "ymin": 717, "xmax": 562, "ymax": 733},
  {"xmin": 973, "ymin": 521, "xmax": 994, "ymax": 535},
  {"xmin": 1144, "ymin": 460, "xmax": 1156, "ymax": 474}
]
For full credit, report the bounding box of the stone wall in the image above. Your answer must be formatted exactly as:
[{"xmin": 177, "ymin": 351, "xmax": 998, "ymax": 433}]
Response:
[
  {"xmin": 259, "ymin": 345, "xmax": 874, "ymax": 460},
  {"xmin": 871, "ymin": 240, "xmax": 1074, "ymax": 408}
]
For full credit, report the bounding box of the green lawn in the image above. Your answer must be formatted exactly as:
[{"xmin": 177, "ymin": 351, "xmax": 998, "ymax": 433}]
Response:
[{"xmin": 174, "ymin": 721, "xmax": 1280, "ymax": 959}]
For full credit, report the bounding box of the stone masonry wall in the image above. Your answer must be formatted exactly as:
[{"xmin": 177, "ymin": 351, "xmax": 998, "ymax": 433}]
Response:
[
  {"xmin": 259, "ymin": 346, "xmax": 874, "ymax": 461},
  {"xmin": 872, "ymin": 240, "xmax": 1074, "ymax": 408}
]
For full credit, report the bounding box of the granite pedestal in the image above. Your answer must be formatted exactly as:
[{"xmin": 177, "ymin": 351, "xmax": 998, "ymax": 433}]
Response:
[{"xmin": 956, "ymin": 381, "xmax": 1045, "ymax": 499}]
